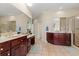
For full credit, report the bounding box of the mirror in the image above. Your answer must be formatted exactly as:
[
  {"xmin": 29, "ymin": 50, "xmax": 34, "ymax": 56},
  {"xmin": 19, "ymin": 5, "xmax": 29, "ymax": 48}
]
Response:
[
  {"xmin": 0, "ymin": 19, "xmax": 16, "ymax": 33},
  {"xmin": 27, "ymin": 18, "xmax": 32, "ymax": 34}
]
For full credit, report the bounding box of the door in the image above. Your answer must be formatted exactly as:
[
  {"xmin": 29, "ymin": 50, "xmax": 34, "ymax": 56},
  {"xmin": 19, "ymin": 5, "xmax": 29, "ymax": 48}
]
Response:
[
  {"xmin": 27, "ymin": 38, "xmax": 31, "ymax": 53},
  {"xmin": 20, "ymin": 39, "xmax": 27, "ymax": 56}
]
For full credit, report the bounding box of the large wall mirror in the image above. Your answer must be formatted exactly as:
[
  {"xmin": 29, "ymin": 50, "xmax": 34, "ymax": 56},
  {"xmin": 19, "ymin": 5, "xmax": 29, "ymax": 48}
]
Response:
[
  {"xmin": 27, "ymin": 18, "xmax": 32, "ymax": 34},
  {"xmin": 0, "ymin": 19, "xmax": 16, "ymax": 33}
]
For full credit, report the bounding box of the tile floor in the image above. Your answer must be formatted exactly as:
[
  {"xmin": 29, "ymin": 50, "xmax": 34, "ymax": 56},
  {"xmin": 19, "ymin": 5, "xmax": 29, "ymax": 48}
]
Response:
[{"xmin": 27, "ymin": 39, "xmax": 79, "ymax": 56}]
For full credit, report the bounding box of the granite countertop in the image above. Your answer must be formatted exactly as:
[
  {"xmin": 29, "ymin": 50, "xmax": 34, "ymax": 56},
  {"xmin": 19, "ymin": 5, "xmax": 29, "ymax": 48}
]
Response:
[
  {"xmin": 27, "ymin": 34, "xmax": 35, "ymax": 39},
  {"xmin": 0, "ymin": 34, "xmax": 27, "ymax": 43},
  {"xmin": 46, "ymin": 31, "xmax": 71, "ymax": 33},
  {"xmin": 0, "ymin": 33, "xmax": 35, "ymax": 43}
]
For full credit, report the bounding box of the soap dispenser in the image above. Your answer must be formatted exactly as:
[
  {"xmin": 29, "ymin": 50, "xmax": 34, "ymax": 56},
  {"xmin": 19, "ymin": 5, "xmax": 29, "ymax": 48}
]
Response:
[{"xmin": 17, "ymin": 27, "xmax": 21, "ymax": 34}]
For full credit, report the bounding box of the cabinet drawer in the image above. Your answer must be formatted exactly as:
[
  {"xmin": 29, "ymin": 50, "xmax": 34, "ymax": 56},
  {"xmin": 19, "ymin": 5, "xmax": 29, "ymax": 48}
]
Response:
[
  {"xmin": 0, "ymin": 41, "xmax": 10, "ymax": 53},
  {"xmin": 11, "ymin": 38, "xmax": 20, "ymax": 48},
  {"xmin": 53, "ymin": 34, "xmax": 59, "ymax": 39},
  {"xmin": 0, "ymin": 50, "xmax": 10, "ymax": 56},
  {"xmin": 11, "ymin": 45, "xmax": 20, "ymax": 56},
  {"xmin": 20, "ymin": 36, "xmax": 27, "ymax": 43}
]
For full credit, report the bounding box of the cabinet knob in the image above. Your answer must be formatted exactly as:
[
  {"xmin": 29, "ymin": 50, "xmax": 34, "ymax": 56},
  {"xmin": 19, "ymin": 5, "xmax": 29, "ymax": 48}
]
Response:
[
  {"xmin": 21, "ymin": 40, "xmax": 23, "ymax": 41},
  {"xmin": 7, "ymin": 53, "xmax": 10, "ymax": 56},
  {"xmin": 0, "ymin": 48, "xmax": 3, "ymax": 51}
]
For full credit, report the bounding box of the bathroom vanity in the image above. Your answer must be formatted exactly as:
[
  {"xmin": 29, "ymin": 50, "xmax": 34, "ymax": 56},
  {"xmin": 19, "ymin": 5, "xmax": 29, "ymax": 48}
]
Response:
[
  {"xmin": 0, "ymin": 34, "xmax": 35, "ymax": 56},
  {"xmin": 47, "ymin": 32, "xmax": 71, "ymax": 46}
]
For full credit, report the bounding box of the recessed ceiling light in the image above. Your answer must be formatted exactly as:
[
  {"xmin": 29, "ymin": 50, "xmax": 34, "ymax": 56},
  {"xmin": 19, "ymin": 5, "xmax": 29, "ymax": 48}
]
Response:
[
  {"xmin": 57, "ymin": 11, "xmax": 62, "ymax": 14},
  {"xmin": 27, "ymin": 3, "xmax": 32, "ymax": 6}
]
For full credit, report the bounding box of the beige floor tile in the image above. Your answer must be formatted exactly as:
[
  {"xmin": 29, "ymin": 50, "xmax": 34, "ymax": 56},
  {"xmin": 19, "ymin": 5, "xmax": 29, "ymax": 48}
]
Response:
[{"xmin": 27, "ymin": 39, "xmax": 79, "ymax": 56}]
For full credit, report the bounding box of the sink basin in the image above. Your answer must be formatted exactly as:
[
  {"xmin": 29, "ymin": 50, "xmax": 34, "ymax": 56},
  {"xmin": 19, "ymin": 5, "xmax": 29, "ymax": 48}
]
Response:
[
  {"xmin": 12, "ymin": 34, "xmax": 18, "ymax": 37},
  {"xmin": 27, "ymin": 34, "xmax": 35, "ymax": 38},
  {"xmin": 0, "ymin": 36, "xmax": 8, "ymax": 40}
]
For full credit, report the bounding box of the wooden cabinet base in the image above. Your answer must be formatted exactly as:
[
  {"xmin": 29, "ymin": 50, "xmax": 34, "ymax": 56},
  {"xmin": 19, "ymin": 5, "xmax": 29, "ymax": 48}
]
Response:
[
  {"xmin": 0, "ymin": 35, "xmax": 35, "ymax": 56},
  {"xmin": 31, "ymin": 36, "xmax": 35, "ymax": 45},
  {"xmin": 0, "ymin": 50, "xmax": 10, "ymax": 56},
  {"xmin": 47, "ymin": 32, "xmax": 71, "ymax": 46}
]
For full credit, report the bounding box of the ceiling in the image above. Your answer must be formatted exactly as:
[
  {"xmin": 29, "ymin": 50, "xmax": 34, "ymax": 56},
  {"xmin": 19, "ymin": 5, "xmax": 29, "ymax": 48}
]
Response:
[
  {"xmin": 0, "ymin": 3, "xmax": 23, "ymax": 16},
  {"xmin": 32, "ymin": 3, "xmax": 79, "ymax": 18},
  {"xmin": 0, "ymin": 3, "xmax": 79, "ymax": 17}
]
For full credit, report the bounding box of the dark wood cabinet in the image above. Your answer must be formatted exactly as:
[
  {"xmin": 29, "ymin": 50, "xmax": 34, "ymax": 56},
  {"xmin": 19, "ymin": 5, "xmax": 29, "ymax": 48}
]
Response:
[
  {"xmin": 65, "ymin": 33, "xmax": 71, "ymax": 46},
  {"xmin": 30, "ymin": 36, "xmax": 35, "ymax": 45},
  {"xmin": 0, "ymin": 41, "xmax": 10, "ymax": 56},
  {"xmin": 19, "ymin": 36, "xmax": 27, "ymax": 56},
  {"xmin": 53, "ymin": 33, "xmax": 66, "ymax": 45},
  {"xmin": 0, "ymin": 35, "xmax": 35, "ymax": 56},
  {"xmin": 47, "ymin": 32, "xmax": 71, "ymax": 46},
  {"xmin": 27, "ymin": 36, "xmax": 35, "ymax": 52},
  {"xmin": 27, "ymin": 37, "xmax": 31, "ymax": 53},
  {"xmin": 0, "ymin": 50, "xmax": 10, "ymax": 56},
  {"xmin": 11, "ymin": 38, "xmax": 20, "ymax": 48},
  {"xmin": 11, "ymin": 45, "xmax": 20, "ymax": 56},
  {"xmin": 11, "ymin": 36, "xmax": 27, "ymax": 56},
  {"xmin": 47, "ymin": 33, "xmax": 54, "ymax": 44},
  {"xmin": 20, "ymin": 44, "xmax": 27, "ymax": 56},
  {"xmin": 0, "ymin": 41, "xmax": 10, "ymax": 54}
]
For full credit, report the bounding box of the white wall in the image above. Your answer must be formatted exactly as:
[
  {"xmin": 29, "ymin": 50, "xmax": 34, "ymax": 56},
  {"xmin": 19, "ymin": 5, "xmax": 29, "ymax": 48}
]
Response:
[
  {"xmin": 15, "ymin": 14, "xmax": 30, "ymax": 34},
  {"xmin": 34, "ymin": 11, "xmax": 75, "ymax": 43},
  {"xmin": 33, "ymin": 12, "xmax": 61, "ymax": 42}
]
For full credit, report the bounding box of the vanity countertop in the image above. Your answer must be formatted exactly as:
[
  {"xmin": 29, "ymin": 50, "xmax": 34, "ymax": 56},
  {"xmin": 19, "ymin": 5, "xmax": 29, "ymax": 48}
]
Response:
[
  {"xmin": 0, "ymin": 34, "xmax": 27, "ymax": 43},
  {"xmin": 46, "ymin": 31, "xmax": 71, "ymax": 33},
  {"xmin": 27, "ymin": 34, "xmax": 35, "ymax": 39},
  {"xmin": 0, "ymin": 33, "xmax": 35, "ymax": 43}
]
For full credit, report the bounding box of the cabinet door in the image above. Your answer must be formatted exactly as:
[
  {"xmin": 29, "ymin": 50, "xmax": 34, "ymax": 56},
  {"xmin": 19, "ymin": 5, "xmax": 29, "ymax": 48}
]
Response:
[
  {"xmin": 53, "ymin": 33, "xmax": 59, "ymax": 44},
  {"xmin": 20, "ymin": 44, "xmax": 27, "ymax": 56},
  {"xmin": 58, "ymin": 34, "xmax": 66, "ymax": 44},
  {"xmin": 20, "ymin": 37, "xmax": 27, "ymax": 56},
  {"xmin": 31, "ymin": 36, "xmax": 35, "ymax": 45},
  {"xmin": 11, "ymin": 39, "xmax": 20, "ymax": 48},
  {"xmin": 54, "ymin": 33, "xmax": 66, "ymax": 45},
  {"xmin": 47, "ymin": 33, "xmax": 54, "ymax": 44},
  {"xmin": 0, "ymin": 41, "xmax": 10, "ymax": 53},
  {"xmin": 65, "ymin": 33, "xmax": 71, "ymax": 46},
  {"xmin": 11, "ymin": 45, "xmax": 21, "ymax": 56},
  {"xmin": 27, "ymin": 38, "xmax": 31, "ymax": 53},
  {"xmin": 0, "ymin": 50, "xmax": 10, "ymax": 56},
  {"xmin": 11, "ymin": 36, "xmax": 28, "ymax": 56}
]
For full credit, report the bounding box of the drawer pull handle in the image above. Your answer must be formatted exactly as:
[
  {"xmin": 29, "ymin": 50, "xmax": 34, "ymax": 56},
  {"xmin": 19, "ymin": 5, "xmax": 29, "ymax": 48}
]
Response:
[
  {"xmin": 7, "ymin": 53, "xmax": 10, "ymax": 56},
  {"xmin": 0, "ymin": 48, "xmax": 3, "ymax": 51},
  {"xmin": 21, "ymin": 40, "xmax": 23, "ymax": 41}
]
